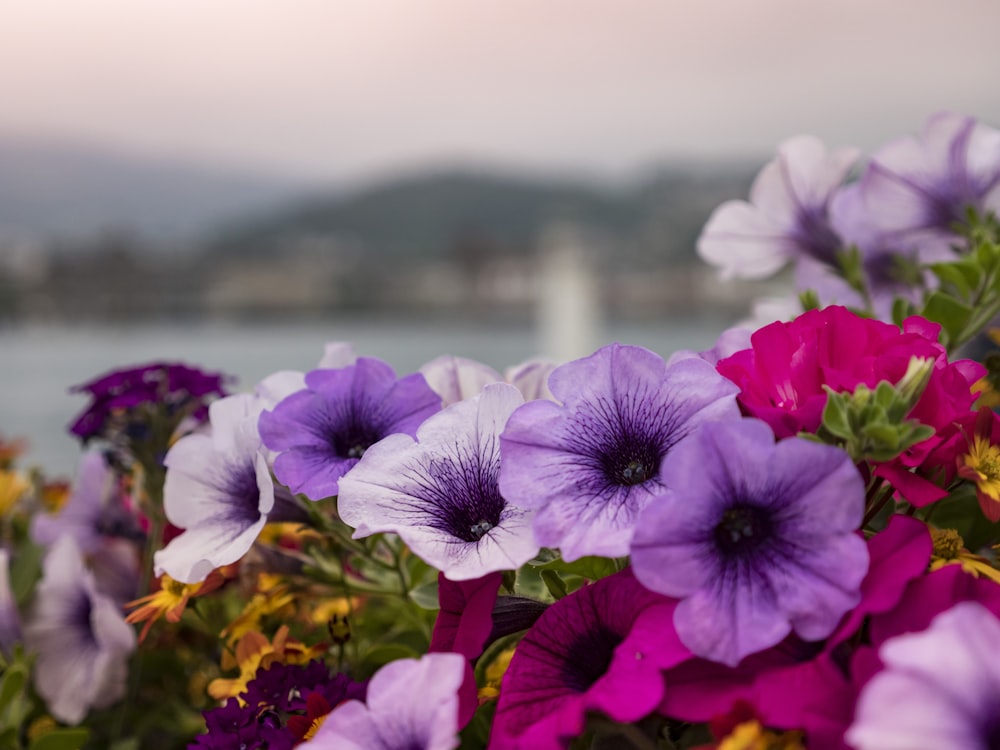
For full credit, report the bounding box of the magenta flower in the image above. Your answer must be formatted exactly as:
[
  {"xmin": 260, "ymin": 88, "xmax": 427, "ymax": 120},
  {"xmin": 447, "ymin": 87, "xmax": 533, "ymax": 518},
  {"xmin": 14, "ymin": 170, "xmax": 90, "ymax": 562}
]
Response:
[
  {"xmin": 259, "ymin": 357, "xmax": 440, "ymax": 500},
  {"xmin": 499, "ymin": 344, "xmax": 740, "ymax": 560},
  {"xmin": 631, "ymin": 418, "xmax": 868, "ymax": 667},
  {"xmin": 301, "ymin": 652, "xmax": 466, "ymax": 750},
  {"xmin": 697, "ymin": 135, "xmax": 859, "ymax": 279},
  {"xmin": 717, "ymin": 306, "xmax": 984, "ymax": 506},
  {"xmin": 848, "ymin": 602, "xmax": 1000, "ymax": 750},
  {"xmin": 491, "ymin": 569, "xmax": 687, "ymax": 750},
  {"xmin": 337, "ymin": 384, "xmax": 538, "ymax": 580}
]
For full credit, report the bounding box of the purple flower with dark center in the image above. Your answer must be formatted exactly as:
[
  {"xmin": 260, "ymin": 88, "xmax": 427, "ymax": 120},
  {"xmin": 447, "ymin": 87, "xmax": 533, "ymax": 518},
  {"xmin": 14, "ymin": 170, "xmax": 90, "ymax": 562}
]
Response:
[
  {"xmin": 846, "ymin": 111, "xmax": 1000, "ymax": 255},
  {"xmin": 631, "ymin": 418, "xmax": 869, "ymax": 667},
  {"xmin": 69, "ymin": 361, "xmax": 230, "ymax": 442},
  {"xmin": 498, "ymin": 343, "xmax": 740, "ymax": 560},
  {"xmin": 491, "ymin": 569, "xmax": 687, "ymax": 750},
  {"xmin": 338, "ymin": 383, "xmax": 538, "ymax": 580},
  {"xmin": 24, "ymin": 536, "xmax": 135, "ymax": 724},
  {"xmin": 300, "ymin": 652, "xmax": 466, "ymax": 750},
  {"xmin": 697, "ymin": 135, "xmax": 859, "ymax": 279},
  {"xmin": 847, "ymin": 602, "xmax": 1000, "ymax": 750},
  {"xmin": 259, "ymin": 357, "xmax": 441, "ymax": 501},
  {"xmin": 154, "ymin": 393, "xmax": 306, "ymax": 583}
]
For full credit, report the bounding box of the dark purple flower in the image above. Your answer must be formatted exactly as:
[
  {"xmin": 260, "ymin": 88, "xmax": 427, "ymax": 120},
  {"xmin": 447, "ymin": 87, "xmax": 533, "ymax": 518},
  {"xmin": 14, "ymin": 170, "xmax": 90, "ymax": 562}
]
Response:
[
  {"xmin": 69, "ymin": 361, "xmax": 230, "ymax": 442},
  {"xmin": 491, "ymin": 569, "xmax": 687, "ymax": 750},
  {"xmin": 259, "ymin": 357, "xmax": 441, "ymax": 501},
  {"xmin": 631, "ymin": 418, "xmax": 868, "ymax": 667},
  {"xmin": 499, "ymin": 343, "xmax": 740, "ymax": 560}
]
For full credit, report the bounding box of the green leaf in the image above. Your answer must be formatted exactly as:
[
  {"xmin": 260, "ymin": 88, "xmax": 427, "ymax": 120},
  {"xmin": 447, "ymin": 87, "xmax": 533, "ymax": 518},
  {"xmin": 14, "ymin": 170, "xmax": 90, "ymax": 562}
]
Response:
[
  {"xmin": 407, "ymin": 580, "xmax": 440, "ymax": 610},
  {"xmin": 360, "ymin": 642, "xmax": 420, "ymax": 672},
  {"xmin": 540, "ymin": 569, "xmax": 569, "ymax": 600},
  {"xmin": 28, "ymin": 728, "xmax": 90, "ymax": 750},
  {"xmin": 798, "ymin": 289, "xmax": 820, "ymax": 312},
  {"xmin": 920, "ymin": 292, "xmax": 973, "ymax": 346},
  {"xmin": 9, "ymin": 541, "xmax": 44, "ymax": 607},
  {"xmin": 821, "ymin": 390, "xmax": 851, "ymax": 439},
  {"xmin": 109, "ymin": 739, "xmax": 142, "ymax": 750},
  {"xmin": 891, "ymin": 296, "xmax": 917, "ymax": 328},
  {"xmin": 0, "ymin": 663, "xmax": 26, "ymax": 713},
  {"xmin": 929, "ymin": 260, "xmax": 978, "ymax": 299},
  {"xmin": 532, "ymin": 555, "xmax": 618, "ymax": 581}
]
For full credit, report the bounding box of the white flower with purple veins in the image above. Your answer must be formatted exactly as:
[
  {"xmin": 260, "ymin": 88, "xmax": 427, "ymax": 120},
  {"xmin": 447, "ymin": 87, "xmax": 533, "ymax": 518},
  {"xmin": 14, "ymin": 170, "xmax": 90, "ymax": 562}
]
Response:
[
  {"xmin": 337, "ymin": 383, "xmax": 538, "ymax": 580},
  {"xmin": 25, "ymin": 537, "xmax": 135, "ymax": 725},
  {"xmin": 631, "ymin": 418, "xmax": 868, "ymax": 667},
  {"xmin": 419, "ymin": 355, "xmax": 556, "ymax": 406},
  {"xmin": 847, "ymin": 602, "xmax": 1000, "ymax": 750},
  {"xmin": 847, "ymin": 112, "xmax": 1000, "ymax": 255},
  {"xmin": 154, "ymin": 393, "xmax": 304, "ymax": 583},
  {"xmin": 697, "ymin": 135, "xmax": 859, "ymax": 279},
  {"xmin": 300, "ymin": 652, "xmax": 465, "ymax": 750},
  {"xmin": 498, "ymin": 343, "xmax": 741, "ymax": 561}
]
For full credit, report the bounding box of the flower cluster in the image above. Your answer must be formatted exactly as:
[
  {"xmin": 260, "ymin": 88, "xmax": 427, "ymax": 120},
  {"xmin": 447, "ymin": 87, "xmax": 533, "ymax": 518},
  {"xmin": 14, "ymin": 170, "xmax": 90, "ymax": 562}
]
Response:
[{"xmin": 2, "ymin": 112, "xmax": 1000, "ymax": 750}]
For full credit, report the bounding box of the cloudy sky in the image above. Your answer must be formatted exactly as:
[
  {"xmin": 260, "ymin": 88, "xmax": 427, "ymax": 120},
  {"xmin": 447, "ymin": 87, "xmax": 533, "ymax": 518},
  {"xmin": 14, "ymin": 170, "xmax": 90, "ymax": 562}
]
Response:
[{"xmin": 1, "ymin": 0, "xmax": 998, "ymax": 185}]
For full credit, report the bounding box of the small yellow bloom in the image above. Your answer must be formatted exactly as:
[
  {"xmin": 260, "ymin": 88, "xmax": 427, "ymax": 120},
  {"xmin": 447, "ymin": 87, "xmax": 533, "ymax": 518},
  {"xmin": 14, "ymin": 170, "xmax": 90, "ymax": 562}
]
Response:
[
  {"xmin": 209, "ymin": 626, "xmax": 325, "ymax": 703},
  {"xmin": 0, "ymin": 470, "xmax": 29, "ymax": 516},
  {"xmin": 478, "ymin": 645, "xmax": 516, "ymax": 703},
  {"xmin": 221, "ymin": 573, "xmax": 296, "ymax": 644},
  {"xmin": 125, "ymin": 571, "xmax": 227, "ymax": 643},
  {"xmin": 718, "ymin": 720, "xmax": 805, "ymax": 750},
  {"xmin": 929, "ymin": 528, "xmax": 1000, "ymax": 584}
]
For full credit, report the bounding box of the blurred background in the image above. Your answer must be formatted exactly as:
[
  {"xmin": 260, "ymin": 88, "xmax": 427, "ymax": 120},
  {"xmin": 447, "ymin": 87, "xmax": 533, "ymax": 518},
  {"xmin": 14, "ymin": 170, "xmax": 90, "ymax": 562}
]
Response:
[{"xmin": 3, "ymin": 0, "xmax": 1000, "ymax": 472}]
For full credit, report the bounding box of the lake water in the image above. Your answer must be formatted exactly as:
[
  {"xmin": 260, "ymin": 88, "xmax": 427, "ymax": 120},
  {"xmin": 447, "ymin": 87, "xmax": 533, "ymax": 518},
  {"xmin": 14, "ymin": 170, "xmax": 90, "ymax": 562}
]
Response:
[{"xmin": 1, "ymin": 316, "xmax": 732, "ymax": 476}]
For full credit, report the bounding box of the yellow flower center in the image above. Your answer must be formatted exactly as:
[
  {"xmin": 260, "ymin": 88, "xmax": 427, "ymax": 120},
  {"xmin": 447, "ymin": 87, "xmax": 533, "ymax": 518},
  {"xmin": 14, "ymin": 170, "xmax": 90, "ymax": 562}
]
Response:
[
  {"xmin": 962, "ymin": 436, "xmax": 1000, "ymax": 501},
  {"xmin": 930, "ymin": 528, "xmax": 964, "ymax": 560},
  {"xmin": 718, "ymin": 720, "xmax": 805, "ymax": 750}
]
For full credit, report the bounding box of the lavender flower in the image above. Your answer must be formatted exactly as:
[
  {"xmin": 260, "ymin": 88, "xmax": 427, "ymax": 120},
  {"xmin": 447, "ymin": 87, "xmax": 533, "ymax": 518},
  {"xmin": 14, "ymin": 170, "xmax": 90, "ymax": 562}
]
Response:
[
  {"xmin": 419, "ymin": 355, "xmax": 556, "ymax": 406},
  {"xmin": 846, "ymin": 111, "xmax": 1000, "ymax": 255},
  {"xmin": 631, "ymin": 418, "xmax": 869, "ymax": 667},
  {"xmin": 259, "ymin": 357, "xmax": 441, "ymax": 500},
  {"xmin": 301, "ymin": 652, "xmax": 465, "ymax": 750},
  {"xmin": 697, "ymin": 135, "xmax": 859, "ymax": 279},
  {"xmin": 847, "ymin": 602, "xmax": 1000, "ymax": 750},
  {"xmin": 498, "ymin": 344, "xmax": 740, "ymax": 560},
  {"xmin": 154, "ymin": 393, "xmax": 305, "ymax": 583},
  {"xmin": 338, "ymin": 384, "xmax": 538, "ymax": 580},
  {"xmin": 24, "ymin": 537, "xmax": 135, "ymax": 724},
  {"xmin": 0, "ymin": 549, "xmax": 21, "ymax": 656}
]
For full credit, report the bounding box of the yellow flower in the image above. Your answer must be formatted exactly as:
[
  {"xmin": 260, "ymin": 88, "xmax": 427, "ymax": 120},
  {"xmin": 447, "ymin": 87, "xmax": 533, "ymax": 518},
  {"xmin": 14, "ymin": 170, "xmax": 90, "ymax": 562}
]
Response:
[
  {"xmin": 125, "ymin": 571, "xmax": 227, "ymax": 643},
  {"xmin": 957, "ymin": 408, "xmax": 1000, "ymax": 522},
  {"xmin": 718, "ymin": 720, "xmax": 805, "ymax": 750},
  {"xmin": 221, "ymin": 573, "xmax": 296, "ymax": 645},
  {"xmin": 208, "ymin": 626, "xmax": 325, "ymax": 702},
  {"xmin": 929, "ymin": 528, "xmax": 1000, "ymax": 584},
  {"xmin": 478, "ymin": 645, "xmax": 516, "ymax": 703},
  {"xmin": 0, "ymin": 469, "xmax": 30, "ymax": 516}
]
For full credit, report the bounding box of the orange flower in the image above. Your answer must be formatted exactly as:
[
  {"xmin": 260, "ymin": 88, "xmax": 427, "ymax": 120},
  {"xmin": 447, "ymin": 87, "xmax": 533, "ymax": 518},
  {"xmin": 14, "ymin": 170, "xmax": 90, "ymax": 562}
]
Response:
[
  {"xmin": 125, "ymin": 570, "xmax": 227, "ymax": 643},
  {"xmin": 208, "ymin": 625, "xmax": 326, "ymax": 702}
]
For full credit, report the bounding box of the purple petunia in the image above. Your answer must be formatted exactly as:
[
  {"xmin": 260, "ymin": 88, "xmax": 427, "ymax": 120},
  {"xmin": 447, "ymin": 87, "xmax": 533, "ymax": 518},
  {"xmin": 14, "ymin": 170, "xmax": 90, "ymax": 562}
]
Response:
[
  {"xmin": 491, "ymin": 569, "xmax": 687, "ymax": 750},
  {"xmin": 24, "ymin": 536, "xmax": 136, "ymax": 724},
  {"xmin": 847, "ymin": 602, "xmax": 1000, "ymax": 750},
  {"xmin": 844, "ymin": 111, "xmax": 1000, "ymax": 257},
  {"xmin": 300, "ymin": 652, "xmax": 466, "ymax": 750},
  {"xmin": 337, "ymin": 383, "xmax": 538, "ymax": 580},
  {"xmin": 697, "ymin": 135, "xmax": 859, "ymax": 280},
  {"xmin": 259, "ymin": 357, "xmax": 441, "ymax": 501},
  {"xmin": 631, "ymin": 418, "xmax": 869, "ymax": 667},
  {"xmin": 419, "ymin": 355, "xmax": 557, "ymax": 406},
  {"xmin": 498, "ymin": 343, "xmax": 740, "ymax": 560}
]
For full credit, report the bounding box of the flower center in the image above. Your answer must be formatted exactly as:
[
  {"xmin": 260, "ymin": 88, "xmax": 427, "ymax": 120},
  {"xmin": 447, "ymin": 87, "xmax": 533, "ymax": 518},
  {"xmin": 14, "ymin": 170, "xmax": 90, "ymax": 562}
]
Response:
[
  {"xmin": 714, "ymin": 505, "xmax": 772, "ymax": 557},
  {"xmin": 560, "ymin": 624, "xmax": 621, "ymax": 692},
  {"xmin": 601, "ymin": 441, "xmax": 661, "ymax": 488}
]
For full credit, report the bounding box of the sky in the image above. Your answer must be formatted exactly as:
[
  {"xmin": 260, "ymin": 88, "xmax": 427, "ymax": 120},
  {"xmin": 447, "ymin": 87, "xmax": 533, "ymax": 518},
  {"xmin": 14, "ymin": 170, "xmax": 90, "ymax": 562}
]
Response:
[{"xmin": 1, "ymin": 0, "xmax": 998, "ymax": 185}]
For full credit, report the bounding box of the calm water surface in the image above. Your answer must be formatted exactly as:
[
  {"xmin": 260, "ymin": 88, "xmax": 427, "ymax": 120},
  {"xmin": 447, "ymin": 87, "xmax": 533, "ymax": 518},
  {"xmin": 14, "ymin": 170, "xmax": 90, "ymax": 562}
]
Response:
[{"xmin": 1, "ymin": 316, "xmax": 729, "ymax": 475}]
